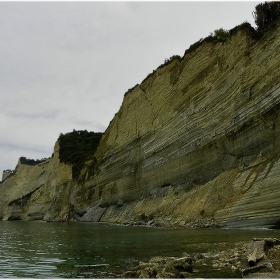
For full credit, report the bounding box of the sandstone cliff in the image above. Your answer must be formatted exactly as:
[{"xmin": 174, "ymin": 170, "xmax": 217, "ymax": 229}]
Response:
[
  {"xmin": 0, "ymin": 142, "xmax": 73, "ymax": 221},
  {"xmin": 1, "ymin": 18, "xmax": 280, "ymax": 228}
]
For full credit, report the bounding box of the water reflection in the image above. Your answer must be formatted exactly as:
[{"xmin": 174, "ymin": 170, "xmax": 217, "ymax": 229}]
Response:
[{"xmin": 0, "ymin": 221, "xmax": 280, "ymax": 278}]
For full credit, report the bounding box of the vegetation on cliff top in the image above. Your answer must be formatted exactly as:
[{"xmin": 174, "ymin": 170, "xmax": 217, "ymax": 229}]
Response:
[
  {"xmin": 58, "ymin": 130, "xmax": 103, "ymax": 179},
  {"xmin": 135, "ymin": 1, "xmax": 280, "ymax": 90},
  {"xmin": 19, "ymin": 157, "xmax": 48, "ymax": 166},
  {"xmin": 5, "ymin": 2, "xmax": 280, "ymax": 181},
  {"xmin": 0, "ymin": 157, "xmax": 48, "ymax": 182},
  {"xmin": 253, "ymin": 1, "xmax": 280, "ymax": 31}
]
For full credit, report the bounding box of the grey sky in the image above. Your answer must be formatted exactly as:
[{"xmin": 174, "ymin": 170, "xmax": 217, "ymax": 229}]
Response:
[{"xmin": 0, "ymin": 1, "xmax": 259, "ymax": 173}]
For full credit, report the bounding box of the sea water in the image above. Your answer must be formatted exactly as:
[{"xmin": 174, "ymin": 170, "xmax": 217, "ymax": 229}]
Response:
[{"xmin": 0, "ymin": 220, "xmax": 280, "ymax": 278}]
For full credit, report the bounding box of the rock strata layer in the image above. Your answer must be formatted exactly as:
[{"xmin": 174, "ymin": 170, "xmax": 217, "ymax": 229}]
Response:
[
  {"xmin": 1, "ymin": 21, "xmax": 280, "ymax": 228},
  {"xmin": 0, "ymin": 142, "xmax": 73, "ymax": 221},
  {"xmin": 74, "ymin": 21, "xmax": 280, "ymax": 228}
]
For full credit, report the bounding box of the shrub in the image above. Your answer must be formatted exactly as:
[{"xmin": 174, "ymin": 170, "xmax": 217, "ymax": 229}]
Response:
[
  {"xmin": 158, "ymin": 55, "xmax": 182, "ymax": 70},
  {"xmin": 184, "ymin": 28, "xmax": 229, "ymax": 56},
  {"xmin": 58, "ymin": 130, "xmax": 103, "ymax": 179},
  {"xmin": 163, "ymin": 55, "xmax": 181, "ymax": 65},
  {"xmin": 212, "ymin": 28, "xmax": 230, "ymax": 42},
  {"xmin": 3, "ymin": 169, "xmax": 14, "ymax": 173},
  {"xmin": 229, "ymin": 21, "xmax": 258, "ymax": 38},
  {"xmin": 19, "ymin": 157, "xmax": 46, "ymax": 165}
]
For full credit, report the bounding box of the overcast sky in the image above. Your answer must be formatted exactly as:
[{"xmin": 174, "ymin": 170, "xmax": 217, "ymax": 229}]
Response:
[{"xmin": 0, "ymin": 1, "xmax": 260, "ymax": 173}]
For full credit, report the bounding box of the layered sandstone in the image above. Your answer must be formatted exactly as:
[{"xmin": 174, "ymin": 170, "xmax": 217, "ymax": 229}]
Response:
[
  {"xmin": 0, "ymin": 142, "xmax": 73, "ymax": 221},
  {"xmin": 73, "ymin": 21, "xmax": 280, "ymax": 228},
  {"xmin": 1, "ymin": 20, "xmax": 280, "ymax": 228}
]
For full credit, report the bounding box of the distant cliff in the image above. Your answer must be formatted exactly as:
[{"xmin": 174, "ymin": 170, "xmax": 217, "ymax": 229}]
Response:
[
  {"xmin": 1, "ymin": 7, "xmax": 280, "ymax": 228},
  {"xmin": 0, "ymin": 142, "xmax": 73, "ymax": 221}
]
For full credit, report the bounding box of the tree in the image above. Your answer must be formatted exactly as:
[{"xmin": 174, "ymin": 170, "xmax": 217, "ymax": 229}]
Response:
[
  {"xmin": 58, "ymin": 130, "xmax": 103, "ymax": 179},
  {"xmin": 253, "ymin": 2, "xmax": 280, "ymax": 31}
]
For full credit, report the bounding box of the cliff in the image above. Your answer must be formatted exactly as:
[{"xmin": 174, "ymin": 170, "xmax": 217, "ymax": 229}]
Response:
[
  {"xmin": 0, "ymin": 142, "xmax": 73, "ymax": 221},
  {"xmin": 1, "ymin": 17, "xmax": 280, "ymax": 228}
]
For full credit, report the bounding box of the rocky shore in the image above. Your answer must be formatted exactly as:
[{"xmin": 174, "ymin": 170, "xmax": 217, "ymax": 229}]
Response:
[
  {"xmin": 119, "ymin": 214, "xmax": 218, "ymax": 229},
  {"xmin": 121, "ymin": 238, "xmax": 280, "ymax": 278}
]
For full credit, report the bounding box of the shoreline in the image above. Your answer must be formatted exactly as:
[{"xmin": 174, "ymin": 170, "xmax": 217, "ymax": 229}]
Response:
[
  {"xmin": 121, "ymin": 238, "xmax": 280, "ymax": 278},
  {"xmin": 2, "ymin": 218, "xmax": 280, "ymax": 232},
  {"xmin": 1, "ymin": 220, "xmax": 280, "ymax": 278}
]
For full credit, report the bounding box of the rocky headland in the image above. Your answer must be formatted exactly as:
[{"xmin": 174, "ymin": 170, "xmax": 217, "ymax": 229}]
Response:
[{"xmin": 1, "ymin": 4, "xmax": 280, "ymax": 230}]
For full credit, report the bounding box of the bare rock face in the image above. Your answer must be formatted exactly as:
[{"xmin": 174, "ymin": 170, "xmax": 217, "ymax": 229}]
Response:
[
  {"xmin": 74, "ymin": 21, "xmax": 280, "ymax": 228},
  {"xmin": 0, "ymin": 142, "xmax": 73, "ymax": 221},
  {"xmin": 1, "ymin": 21, "xmax": 280, "ymax": 228}
]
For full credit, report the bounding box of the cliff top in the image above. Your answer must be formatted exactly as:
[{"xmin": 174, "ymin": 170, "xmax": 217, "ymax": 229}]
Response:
[{"xmin": 124, "ymin": 2, "xmax": 280, "ymax": 99}]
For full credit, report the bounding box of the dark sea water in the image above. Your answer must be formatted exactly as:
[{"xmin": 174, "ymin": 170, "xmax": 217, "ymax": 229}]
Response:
[{"xmin": 0, "ymin": 221, "xmax": 280, "ymax": 278}]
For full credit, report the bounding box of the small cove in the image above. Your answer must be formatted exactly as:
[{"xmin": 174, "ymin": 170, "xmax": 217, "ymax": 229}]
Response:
[{"xmin": 0, "ymin": 220, "xmax": 280, "ymax": 278}]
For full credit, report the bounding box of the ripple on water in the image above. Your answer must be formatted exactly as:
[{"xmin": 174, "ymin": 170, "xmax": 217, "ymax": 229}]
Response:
[
  {"xmin": 1, "ymin": 221, "xmax": 280, "ymax": 278},
  {"xmin": 74, "ymin": 264, "xmax": 109, "ymax": 268}
]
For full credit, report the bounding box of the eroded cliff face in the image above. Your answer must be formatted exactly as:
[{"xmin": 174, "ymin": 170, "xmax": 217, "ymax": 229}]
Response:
[
  {"xmin": 73, "ymin": 22, "xmax": 280, "ymax": 228},
  {"xmin": 0, "ymin": 142, "xmax": 73, "ymax": 221},
  {"xmin": 1, "ymin": 21, "xmax": 280, "ymax": 228}
]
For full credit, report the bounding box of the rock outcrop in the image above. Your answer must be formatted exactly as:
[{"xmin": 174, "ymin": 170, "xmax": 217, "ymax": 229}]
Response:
[
  {"xmin": 0, "ymin": 142, "xmax": 73, "ymax": 221},
  {"xmin": 241, "ymin": 238, "xmax": 280, "ymax": 278},
  {"xmin": 72, "ymin": 20, "xmax": 280, "ymax": 228},
  {"xmin": 121, "ymin": 255, "xmax": 193, "ymax": 278},
  {"xmin": 120, "ymin": 238, "xmax": 280, "ymax": 278},
  {"xmin": 1, "ymin": 19, "xmax": 280, "ymax": 228}
]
